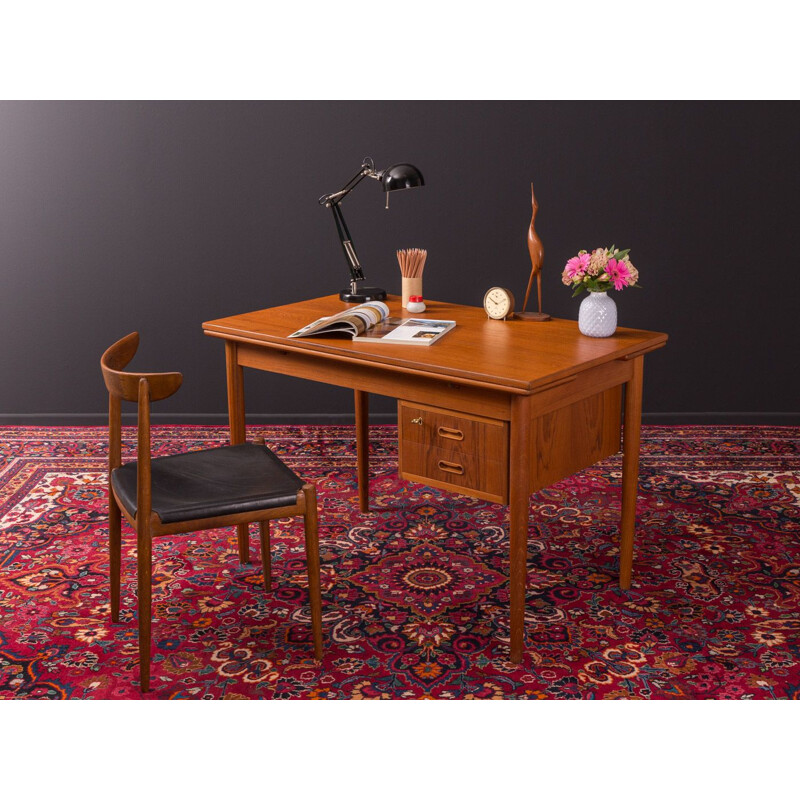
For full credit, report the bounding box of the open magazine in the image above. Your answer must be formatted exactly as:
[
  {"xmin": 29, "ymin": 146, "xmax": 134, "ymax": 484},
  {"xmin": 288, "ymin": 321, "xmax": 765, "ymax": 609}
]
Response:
[{"xmin": 288, "ymin": 301, "xmax": 456, "ymax": 346}]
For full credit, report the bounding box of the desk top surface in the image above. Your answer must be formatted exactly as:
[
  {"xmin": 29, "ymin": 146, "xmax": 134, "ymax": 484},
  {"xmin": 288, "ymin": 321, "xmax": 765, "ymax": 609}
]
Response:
[{"xmin": 203, "ymin": 295, "xmax": 667, "ymax": 392}]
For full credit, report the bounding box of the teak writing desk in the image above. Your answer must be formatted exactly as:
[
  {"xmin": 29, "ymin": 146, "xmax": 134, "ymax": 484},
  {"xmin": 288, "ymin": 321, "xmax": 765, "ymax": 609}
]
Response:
[{"xmin": 203, "ymin": 295, "xmax": 667, "ymax": 663}]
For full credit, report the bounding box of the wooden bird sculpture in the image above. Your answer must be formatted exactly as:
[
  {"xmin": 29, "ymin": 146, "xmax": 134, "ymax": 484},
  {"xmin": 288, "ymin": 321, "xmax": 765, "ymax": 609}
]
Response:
[{"xmin": 521, "ymin": 181, "xmax": 550, "ymax": 321}]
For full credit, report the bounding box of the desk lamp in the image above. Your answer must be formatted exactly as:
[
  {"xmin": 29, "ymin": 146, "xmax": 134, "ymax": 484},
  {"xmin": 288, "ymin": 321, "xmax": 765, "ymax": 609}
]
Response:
[{"xmin": 319, "ymin": 157, "xmax": 425, "ymax": 303}]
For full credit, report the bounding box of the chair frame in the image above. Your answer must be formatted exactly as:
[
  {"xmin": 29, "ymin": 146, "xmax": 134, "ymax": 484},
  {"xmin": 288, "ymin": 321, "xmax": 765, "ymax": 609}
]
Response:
[{"xmin": 101, "ymin": 332, "xmax": 323, "ymax": 692}]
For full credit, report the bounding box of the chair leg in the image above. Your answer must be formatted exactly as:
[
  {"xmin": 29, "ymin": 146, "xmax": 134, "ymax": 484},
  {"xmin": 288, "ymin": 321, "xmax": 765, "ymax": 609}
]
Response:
[
  {"xmin": 109, "ymin": 494, "xmax": 121, "ymax": 623},
  {"xmin": 302, "ymin": 484, "xmax": 324, "ymax": 660},
  {"xmin": 259, "ymin": 520, "xmax": 272, "ymax": 591},
  {"xmin": 137, "ymin": 526, "xmax": 153, "ymax": 693},
  {"xmin": 236, "ymin": 523, "xmax": 250, "ymax": 564},
  {"xmin": 254, "ymin": 438, "xmax": 272, "ymax": 589}
]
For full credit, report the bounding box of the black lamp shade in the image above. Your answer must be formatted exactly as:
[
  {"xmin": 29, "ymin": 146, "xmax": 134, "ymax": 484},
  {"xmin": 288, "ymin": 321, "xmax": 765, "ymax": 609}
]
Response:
[{"xmin": 381, "ymin": 163, "xmax": 425, "ymax": 192}]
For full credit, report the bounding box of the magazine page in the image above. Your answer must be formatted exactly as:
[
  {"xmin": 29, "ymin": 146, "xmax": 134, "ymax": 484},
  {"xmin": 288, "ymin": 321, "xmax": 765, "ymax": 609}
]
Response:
[
  {"xmin": 288, "ymin": 301, "xmax": 389, "ymax": 338},
  {"xmin": 354, "ymin": 318, "xmax": 455, "ymax": 345}
]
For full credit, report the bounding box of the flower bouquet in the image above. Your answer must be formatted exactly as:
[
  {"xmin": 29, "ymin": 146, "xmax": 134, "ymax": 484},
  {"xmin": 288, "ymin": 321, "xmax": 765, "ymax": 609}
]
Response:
[
  {"xmin": 562, "ymin": 246, "xmax": 641, "ymax": 337},
  {"xmin": 561, "ymin": 246, "xmax": 640, "ymax": 297}
]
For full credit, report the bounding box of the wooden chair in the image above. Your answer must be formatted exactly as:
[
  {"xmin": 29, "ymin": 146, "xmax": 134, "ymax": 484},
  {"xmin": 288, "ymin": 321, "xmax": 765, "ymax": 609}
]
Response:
[{"xmin": 100, "ymin": 332, "xmax": 323, "ymax": 692}]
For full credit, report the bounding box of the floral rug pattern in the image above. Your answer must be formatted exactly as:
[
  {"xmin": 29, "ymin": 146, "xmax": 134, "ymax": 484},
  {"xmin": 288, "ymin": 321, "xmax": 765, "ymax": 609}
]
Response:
[{"xmin": 1, "ymin": 425, "xmax": 798, "ymax": 699}]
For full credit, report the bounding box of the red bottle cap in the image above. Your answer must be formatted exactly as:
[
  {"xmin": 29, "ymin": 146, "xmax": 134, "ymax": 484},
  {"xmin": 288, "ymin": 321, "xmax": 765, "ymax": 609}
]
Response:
[{"xmin": 409, "ymin": 295, "xmax": 423, "ymax": 302}]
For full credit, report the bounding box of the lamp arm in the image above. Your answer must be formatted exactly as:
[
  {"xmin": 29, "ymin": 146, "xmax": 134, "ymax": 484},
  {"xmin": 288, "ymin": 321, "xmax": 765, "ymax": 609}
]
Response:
[
  {"xmin": 318, "ymin": 157, "xmax": 389, "ymax": 295},
  {"xmin": 330, "ymin": 202, "xmax": 364, "ymax": 283},
  {"xmin": 318, "ymin": 158, "xmax": 381, "ymax": 207}
]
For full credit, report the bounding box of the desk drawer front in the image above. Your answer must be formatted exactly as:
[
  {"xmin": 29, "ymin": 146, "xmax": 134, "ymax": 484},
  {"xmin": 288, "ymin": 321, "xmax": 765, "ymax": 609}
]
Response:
[
  {"xmin": 400, "ymin": 442, "xmax": 507, "ymax": 503},
  {"xmin": 399, "ymin": 402, "xmax": 507, "ymax": 461},
  {"xmin": 398, "ymin": 402, "xmax": 508, "ymax": 502}
]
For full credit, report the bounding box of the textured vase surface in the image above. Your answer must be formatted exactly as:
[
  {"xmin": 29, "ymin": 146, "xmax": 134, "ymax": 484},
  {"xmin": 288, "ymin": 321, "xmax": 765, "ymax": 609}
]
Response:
[{"xmin": 578, "ymin": 291, "xmax": 617, "ymax": 337}]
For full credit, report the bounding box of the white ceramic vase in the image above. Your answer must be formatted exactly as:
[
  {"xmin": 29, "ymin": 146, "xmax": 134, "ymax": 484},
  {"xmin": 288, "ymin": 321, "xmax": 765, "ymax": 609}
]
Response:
[{"xmin": 578, "ymin": 291, "xmax": 617, "ymax": 337}]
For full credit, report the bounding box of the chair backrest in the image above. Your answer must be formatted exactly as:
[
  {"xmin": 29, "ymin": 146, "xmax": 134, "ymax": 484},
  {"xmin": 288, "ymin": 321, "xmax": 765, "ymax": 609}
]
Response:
[
  {"xmin": 100, "ymin": 332, "xmax": 183, "ymax": 523},
  {"xmin": 101, "ymin": 332, "xmax": 183, "ymax": 404}
]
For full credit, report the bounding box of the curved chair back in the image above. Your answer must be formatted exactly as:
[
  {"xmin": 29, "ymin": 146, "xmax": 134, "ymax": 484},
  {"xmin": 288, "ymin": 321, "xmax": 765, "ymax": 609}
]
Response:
[
  {"xmin": 100, "ymin": 332, "xmax": 184, "ymax": 522},
  {"xmin": 101, "ymin": 332, "xmax": 183, "ymax": 403}
]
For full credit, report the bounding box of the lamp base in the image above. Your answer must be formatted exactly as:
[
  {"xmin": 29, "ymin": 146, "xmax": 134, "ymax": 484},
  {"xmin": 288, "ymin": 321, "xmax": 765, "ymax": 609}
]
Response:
[{"xmin": 339, "ymin": 286, "xmax": 387, "ymax": 303}]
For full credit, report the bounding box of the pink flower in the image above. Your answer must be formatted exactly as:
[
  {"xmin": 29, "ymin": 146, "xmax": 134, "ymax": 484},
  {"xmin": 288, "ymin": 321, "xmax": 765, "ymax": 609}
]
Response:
[
  {"xmin": 606, "ymin": 258, "xmax": 632, "ymax": 291},
  {"xmin": 564, "ymin": 253, "xmax": 590, "ymax": 281}
]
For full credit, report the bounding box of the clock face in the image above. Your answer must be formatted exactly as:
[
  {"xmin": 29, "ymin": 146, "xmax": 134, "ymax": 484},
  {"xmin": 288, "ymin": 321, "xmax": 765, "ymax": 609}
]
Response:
[{"xmin": 483, "ymin": 287, "xmax": 515, "ymax": 319}]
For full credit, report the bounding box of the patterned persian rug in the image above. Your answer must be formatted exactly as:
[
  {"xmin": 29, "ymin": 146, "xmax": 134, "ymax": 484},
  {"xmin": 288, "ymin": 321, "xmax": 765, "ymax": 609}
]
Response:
[{"xmin": 1, "ymin": 425, "xmax": 798, "ymax": 700}]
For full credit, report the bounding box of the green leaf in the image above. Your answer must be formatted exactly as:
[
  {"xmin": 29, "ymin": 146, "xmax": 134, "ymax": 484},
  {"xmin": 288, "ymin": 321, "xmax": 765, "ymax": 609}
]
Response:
[
  {"xmin": 571, "ymin": 284, "xmax": 586, "ymax": 298},
  {"xmin": 614, "ymin": 248, "xmax": 630, "ymax": 260}
]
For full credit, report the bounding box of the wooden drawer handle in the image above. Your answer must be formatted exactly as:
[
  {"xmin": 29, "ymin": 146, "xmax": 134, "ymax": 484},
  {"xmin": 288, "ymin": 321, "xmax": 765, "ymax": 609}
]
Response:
[
  {"xmin": 410, "ymin": 417, "xmax": 423, "ymax": 425},
  {"xmin": 437, "ymin": 426, "xmax": 464, "ymax": 441},
  {"xmin": 437, "ymin": 460, "xmax": 465, "ymax": 476}
]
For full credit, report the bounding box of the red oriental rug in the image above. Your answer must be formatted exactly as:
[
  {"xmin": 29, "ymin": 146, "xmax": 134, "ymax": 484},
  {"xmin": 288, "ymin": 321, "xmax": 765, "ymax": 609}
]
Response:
[{"xmin": 0, "ymin": 425, "xmax": 798, "ymax": 699}]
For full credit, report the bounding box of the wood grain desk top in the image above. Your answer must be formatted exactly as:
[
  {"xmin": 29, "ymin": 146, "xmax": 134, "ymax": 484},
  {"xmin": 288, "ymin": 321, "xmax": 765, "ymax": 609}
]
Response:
[{"xmin": 203, "ymin": 294, "xmax": 667, "ymax": 393}]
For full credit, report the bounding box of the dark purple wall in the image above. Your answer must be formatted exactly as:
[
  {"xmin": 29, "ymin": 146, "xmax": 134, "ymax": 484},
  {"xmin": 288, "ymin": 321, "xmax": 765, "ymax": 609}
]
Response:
[{"xmin": 1, "ymin": 101, "xmax": 797, "ymax": 424}]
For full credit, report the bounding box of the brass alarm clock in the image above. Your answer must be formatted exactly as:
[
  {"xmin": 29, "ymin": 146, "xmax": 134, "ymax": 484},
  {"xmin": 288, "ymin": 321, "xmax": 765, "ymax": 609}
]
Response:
[{"xmin": 483, "ymin": 287, "xmax": 515, "ymax": 320}]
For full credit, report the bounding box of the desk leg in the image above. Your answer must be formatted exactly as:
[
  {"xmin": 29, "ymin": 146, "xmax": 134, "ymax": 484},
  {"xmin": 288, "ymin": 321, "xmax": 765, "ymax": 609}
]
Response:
[
  {"xmin": 620, "ymin": 356, "xmax": 644, "ymax": 590},
  {"xmin": 354, "ymin": 390, "xmax": 369, "ymax": 512},
  {"xmin": 509, "ymin": 393, "xmax": 532, "ymax": 664},
  {"xmin": 225, "ymin": 341, "xmax": 250, "ymax": 564}
]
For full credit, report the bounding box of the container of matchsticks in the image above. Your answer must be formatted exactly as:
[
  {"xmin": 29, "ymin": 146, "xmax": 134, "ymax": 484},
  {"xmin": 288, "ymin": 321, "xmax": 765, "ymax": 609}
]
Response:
[{"xmin": 397, "ymin": 248, "xmax": 427, "ymax": 308}]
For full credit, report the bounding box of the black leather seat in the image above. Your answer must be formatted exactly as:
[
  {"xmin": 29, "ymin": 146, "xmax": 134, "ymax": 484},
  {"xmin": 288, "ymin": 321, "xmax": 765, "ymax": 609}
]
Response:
[{"xmin": 111, "ymin": 443, "xmax": 304, "ymax": 524}]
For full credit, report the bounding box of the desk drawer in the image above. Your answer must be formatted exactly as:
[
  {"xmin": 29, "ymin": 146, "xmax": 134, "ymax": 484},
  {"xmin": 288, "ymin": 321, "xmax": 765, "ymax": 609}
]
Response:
[
  {"xmin": 398, "ymin": 402, "xmax": 508, "ymax": 503},
  {"xmin": 399, "ymin": 402, "xmax": 508, "ymax": 460},
  {"xmin": 399, "ymin": 442, "xmax": 508, "ymax": 503}
]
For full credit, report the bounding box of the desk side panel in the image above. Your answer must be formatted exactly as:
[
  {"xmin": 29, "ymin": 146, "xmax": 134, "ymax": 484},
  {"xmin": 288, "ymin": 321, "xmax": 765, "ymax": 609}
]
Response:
[{"xmin": 529, "ymin": 386, "xmax": 622, "ymax": 493}]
